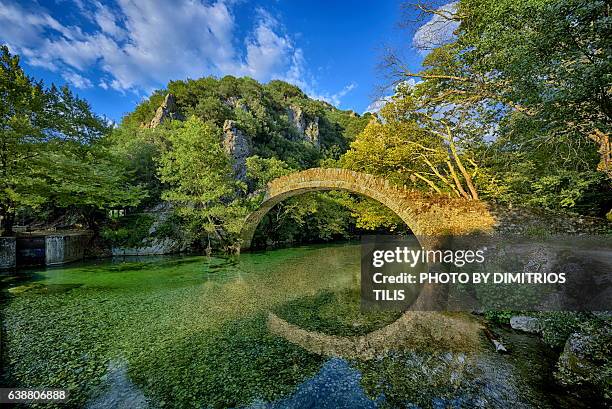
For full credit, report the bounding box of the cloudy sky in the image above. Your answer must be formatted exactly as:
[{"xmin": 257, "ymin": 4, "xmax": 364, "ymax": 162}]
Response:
[{"xmin": 0, "ymin": 0, "xmax": 447, "ymax": 121}]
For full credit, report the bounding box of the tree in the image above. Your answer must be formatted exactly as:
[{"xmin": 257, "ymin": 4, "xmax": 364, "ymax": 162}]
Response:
[
  {"xmin": 157, "ymin": 117, "xmax": 248, "ymax": 248},
  {"xmin": 343, "ymin": 85, "xmax": 481, "ymax": 200},
  {"xmin": 384, "ymin": 0, "xmax": 611, "ymax": 214},
  {"xmin": 0, "ymin": 46, "xmax": 49, "ymax": 235},
  {"xmin": 0, "ymin": 46, "xmax": 143, "ymax": 235}
]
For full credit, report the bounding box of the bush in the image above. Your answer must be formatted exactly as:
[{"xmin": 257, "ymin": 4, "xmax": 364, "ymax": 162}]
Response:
[{"xmin": 101, "ymin": 214, "xmax": 155, "ymax": 248}]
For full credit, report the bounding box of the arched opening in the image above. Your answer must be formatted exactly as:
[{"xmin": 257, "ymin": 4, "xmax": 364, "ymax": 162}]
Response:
[{"xmin": 240, "ymin": 169, "xmax": 419, "ymax": 251}]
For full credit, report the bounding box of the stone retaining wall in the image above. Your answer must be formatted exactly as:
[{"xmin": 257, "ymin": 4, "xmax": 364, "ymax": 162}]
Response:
[
  {"xmin": 0, "ymin": 237, "xmax": 16, "ymax": 269},
  {"xmin": 45, "ymin": 234, "xmax": 90, "ymax": 265}
]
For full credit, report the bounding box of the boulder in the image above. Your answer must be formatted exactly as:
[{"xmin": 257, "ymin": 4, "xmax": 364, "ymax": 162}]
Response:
[
  {"xmin": 555, "ymin": 329, "xmax": 610, "ymax": 395},
  {"xmin": 510, "ymin": 316, "xmax": 541, "ymax": 333}
]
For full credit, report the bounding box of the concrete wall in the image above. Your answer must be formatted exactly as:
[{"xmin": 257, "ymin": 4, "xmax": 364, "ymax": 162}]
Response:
[
  {"xmin": 0, "ymin": 237, "xmax": 16, "ymax": 269},
  {"xmin": 45, "ymin": 234, "xmax": 88, "ymax": 265}
]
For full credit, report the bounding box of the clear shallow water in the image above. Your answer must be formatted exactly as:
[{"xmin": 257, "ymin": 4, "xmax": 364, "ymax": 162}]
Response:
[{"xmin": 0, "ymin": 243, "xmax": 583, "ymax": 408}]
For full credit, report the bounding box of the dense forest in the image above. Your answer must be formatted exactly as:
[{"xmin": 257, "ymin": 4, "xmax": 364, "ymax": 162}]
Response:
[{"xmin": 1, "ymin": 0, "xmax": 610, "ymax": 253}]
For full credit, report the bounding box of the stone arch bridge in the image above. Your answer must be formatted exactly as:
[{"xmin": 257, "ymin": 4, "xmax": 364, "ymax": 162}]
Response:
[{"xmin": 240, "ymin": 168, "xmax": 494, "ymax": 250}]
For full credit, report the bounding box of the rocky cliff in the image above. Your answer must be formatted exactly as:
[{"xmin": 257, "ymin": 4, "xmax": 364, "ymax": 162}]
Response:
[
  {"xmin": 287, "ymin": 105, "xmax": 319, "ymax": 145},
  {"xmin": 143, "ymin": 93, "xmax": 184, "ymax": 128},
  {"xmin": 222, "ymin": 119, "xmax": 251, "ymax": 181}
]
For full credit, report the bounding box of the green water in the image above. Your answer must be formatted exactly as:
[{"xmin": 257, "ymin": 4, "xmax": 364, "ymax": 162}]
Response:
[{"xmin": 0, "ymin": 244, "xmax": 583, "ymax": 408}]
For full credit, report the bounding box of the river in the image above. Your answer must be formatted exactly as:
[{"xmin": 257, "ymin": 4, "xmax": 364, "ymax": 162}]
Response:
[{"xmin": 0, "ymin": 243, "xmax": 586, "ymax": 408}]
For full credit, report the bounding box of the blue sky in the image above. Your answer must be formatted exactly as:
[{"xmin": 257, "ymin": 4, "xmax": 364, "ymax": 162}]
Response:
[{"xmin": 0, "ymin": 0, "xmax": 444, "ymax": 122}]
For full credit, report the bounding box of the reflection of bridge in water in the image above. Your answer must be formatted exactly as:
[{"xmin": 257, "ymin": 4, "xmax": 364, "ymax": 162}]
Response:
[
  {"xmin": 241, "ymin": 168, "xmax": 496, "ymax": 356},
  {"xmin": 240, "ymin": 167, "xmax": 495, "ymax": 250},
  {"xmin": 267, "ymin": 311, "xmax": 483, "ymax": 360}
]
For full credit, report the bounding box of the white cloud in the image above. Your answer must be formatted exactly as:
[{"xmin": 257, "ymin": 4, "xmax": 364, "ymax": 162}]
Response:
[
  {"xmin": 234, "ymin": 9, "xmax": 295, "ymax": 81},
  {"xmin": 62, "ymin": 71, "xmax": 93, "ymax": 88},
  {"xmin": 312, "ymin": 83, "xmax": 357, "ymax": 107},
  {"xmin": 0, "ymin": 0, "xmax": 329, "ymax": 99},
  {"xmin": 365, "ymin": 79, "xmax": 418, "ymax": 114},
  {"xmin": 93, "ymin": 2, "xmax": 127, "ymax": 41},
  {"xmin": 365, "ymin": 97, "xmax": 392, "ymax": 114},
  {"xmin": 412, "ymin": 2, "xmax": 459, "ymax": 55}
]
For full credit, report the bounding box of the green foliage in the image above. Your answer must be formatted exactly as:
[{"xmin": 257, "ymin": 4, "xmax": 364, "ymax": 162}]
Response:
[
  {"xmin": 246, "ymin": 155, "xmax": 294, "ymax": 190},
  {"xmin": 483, "ymin": 310, "xmax": 515, "ymax": 325},
  {"xmin": 111, "ymin": 76, "xmax": 378, "ymax": 249},
  {"xmin": 121, "ymin": 76, "xmax": 366, "ymax": 170},
  {"xmin": 337, "ymin": 194, "xmax": 406, "ymax": 232},
  {"xmin": 109, "ymin": 126, "xmax": 169, "ymax": 206},
  {"xmin": 251, "ymin": 191, "xmax": 356, "ymax": 248},
  {"xmin": 324, "ymin": 110, "xmax": 372, "ymax": 142},
  {"xmin": 388, "ymin": 0, "xmax": 611, "ymax": 215},
  {"xmin": 153, "ymin": 214, "xmax": 183, "ymax": 240},
  {"xmin": 337, "ymin": 86, "xmax": 483, "ymax": 229},
  {"xmin": 100, "ymin": 214, "xmax": 155, "ymax": 248},
  {"xmin": 538, "ymin": 312, "xmax": 587, "ymax": 349},
  {"xmin": 188, "ymin": 96, "xmax": 233, "ymax": 127},
  {"xmin": 0, "ymin": 45, "xmax": 143, "ymax": 234}
]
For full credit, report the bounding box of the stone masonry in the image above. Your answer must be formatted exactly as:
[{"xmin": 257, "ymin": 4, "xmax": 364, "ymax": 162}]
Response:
[{"xmin": 240, "ymin": 168, "xmax": 495, "ymax": 250}]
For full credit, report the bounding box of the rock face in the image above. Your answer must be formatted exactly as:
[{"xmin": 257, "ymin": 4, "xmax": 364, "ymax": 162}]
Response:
[
  {"xmin": 510, "ymin": 316, "xmax": 542, "ymax": 333},
  {"xmin": 112, "ymin": 237, "xmax": 184, "ymax": 256},
  {"xmin": 112, "ymin": 203, "xmax": 188, "ymax": 256},
  {"xmin": 223, "ymin": 120, "xmax": 251, "ymax": 181},
  {"xmin": 145, "ymin": 94, "xmax": 184, "ymax": 128},
  {"xmin": 287, "ymin": 105, "xmax": 306, "ymax": 134},
  {"xmin": 305, "ymin": 120, "xmax": 319, "ymax": 144},
  {"xmin": 225, "ymin": 96, "xmax": 248, "ymax": 112},
  {"xmin": 287, "ymin": 105, "xmax": 320, "ymax": 145}
]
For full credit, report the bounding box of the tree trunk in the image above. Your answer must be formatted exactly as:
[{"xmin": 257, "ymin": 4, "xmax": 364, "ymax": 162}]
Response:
[
  {"xmin": 448, "ymin": 137, "xmax": 479, "ymax": 200},
  {"xmin": 589, "ymin": 129, "xmax": 611, "ymax": 179},
  {"xmin": 0, "ymin": 206, "xmax": 15, "ymax": 237},
  {"xmin": 446, "ymin": 160, "xmax": 470, "ymax": 199}
]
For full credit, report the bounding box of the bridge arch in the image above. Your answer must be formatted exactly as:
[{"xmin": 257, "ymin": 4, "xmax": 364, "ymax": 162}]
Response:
[{"xmin": 240, "ymin": 168, "xmax": 494, "ymax": 250}]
